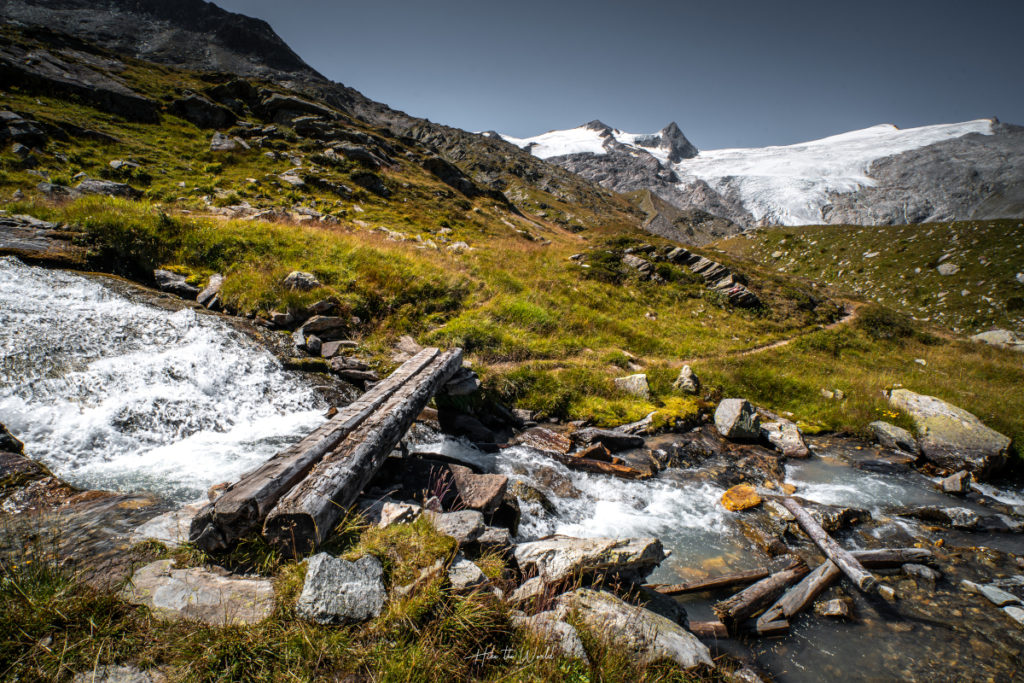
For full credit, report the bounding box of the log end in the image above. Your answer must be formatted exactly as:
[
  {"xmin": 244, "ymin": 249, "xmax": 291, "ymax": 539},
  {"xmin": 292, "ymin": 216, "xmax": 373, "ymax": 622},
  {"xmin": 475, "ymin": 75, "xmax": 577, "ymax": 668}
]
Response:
[{"xmin": 263, "ymin": 513, "xmax": 319, "ymax": 558}]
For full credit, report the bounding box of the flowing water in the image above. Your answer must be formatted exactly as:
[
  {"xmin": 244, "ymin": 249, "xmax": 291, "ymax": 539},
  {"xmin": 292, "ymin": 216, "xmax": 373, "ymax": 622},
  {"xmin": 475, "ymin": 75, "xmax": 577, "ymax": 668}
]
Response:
[
  {"xmin": 0, "ymin": 257, "xmax": 327, "ymax": 501},
  {"xmin": 3, "ymin": 258, "xmax": 1022, "ymax": 680}
]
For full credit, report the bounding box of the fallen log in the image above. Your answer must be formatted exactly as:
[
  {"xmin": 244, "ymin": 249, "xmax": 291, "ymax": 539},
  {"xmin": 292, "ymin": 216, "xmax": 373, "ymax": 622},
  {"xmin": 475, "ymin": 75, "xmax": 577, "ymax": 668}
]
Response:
[
  {"xmin": 713, "ymin": 558, "xmax": 808, "ymax": 629},
  {"xmin": 651, "ymin": 567, "xmax": 771, "ymax": 595},
  {"xmin": 781, "ymin": 497, "xmax": 876, "ymax": 592},
  {"xmin": 553, "ymin": 453, "xmax": 650, "ymax": 479},
  {"xmin": 263, "ymin": 348, "xmax": 463, "ymax": 555},
  {"xmin": 189, "ymin": 348, "xmax": 442, "ymax": 551},
  {"xmin": 689, "ymin": 620, "xmax": 728, "ymax": 638}
]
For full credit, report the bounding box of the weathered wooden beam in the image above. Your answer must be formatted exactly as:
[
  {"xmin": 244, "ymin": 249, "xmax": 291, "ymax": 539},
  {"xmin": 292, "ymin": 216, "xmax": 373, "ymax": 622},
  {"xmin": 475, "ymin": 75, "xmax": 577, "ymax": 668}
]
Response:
[
  {"xmin": 781, "ymin": 497, "xmax": 877, "ymax": 592},
  {"xmin": 689, "ymin": 620, "xmax": 728, "ymax": 639},
  {"xmin": 713, "ymin": 558, "xmax": 808, "ymax": 629},
  {"xmin": 263, "ymin": 349, "xmax": 463, "ymax": 556},
  {"xmin": 553, "ymin": 453, "xmax": 650, "ymax": 479},
  {"xmin": 650, "ymin": 567, "xmax": 772, "ymax": 596},
  {"xmin": 189, "ymin": 348, "xmax": 442, "ymax": 551}
]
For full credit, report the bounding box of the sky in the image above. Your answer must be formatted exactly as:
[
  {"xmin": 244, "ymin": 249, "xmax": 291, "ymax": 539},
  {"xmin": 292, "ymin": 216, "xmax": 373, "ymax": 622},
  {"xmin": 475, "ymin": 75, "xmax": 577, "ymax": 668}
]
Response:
[{"xmin": 215, "ymin": 0, "xmax": 1024, "ymax": 150}]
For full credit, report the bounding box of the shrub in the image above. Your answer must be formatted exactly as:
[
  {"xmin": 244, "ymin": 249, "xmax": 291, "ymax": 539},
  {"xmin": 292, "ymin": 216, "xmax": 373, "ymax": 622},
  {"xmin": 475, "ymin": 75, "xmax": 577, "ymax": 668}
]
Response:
[{"xmin": 855, "ymin": 304, "xmax": 915, "ymax": 342}]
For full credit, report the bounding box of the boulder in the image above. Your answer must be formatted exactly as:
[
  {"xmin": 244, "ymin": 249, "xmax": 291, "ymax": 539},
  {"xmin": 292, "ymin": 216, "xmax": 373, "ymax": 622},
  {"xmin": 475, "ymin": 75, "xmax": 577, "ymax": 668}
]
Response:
[
  {"xmin": 760, "ymin": 421, "xmax": 810, "ymax": 458},
  {"xmin": 896, "ymin": 505, "xmax": 980, "ymax": 529},
  {"xmin": 556, "ymin": 589, "xmax": 712, "ymax": 669},
  {"xmin": 868, "ymin": 421, "xmax": 920, "ymax": 454},
  {"xmin": 75, "ymin": 179, "xmax": 140, "ymax": 198},
  {"xmin": 169, "ymin": 93, "xmax": 236, "ymax": 129},
  {"xmin": 673, "ymin": 365, "xmax": 700, "ymax": 394},
  {"xmin": 477, "ymin": 525, "xmax": 514, "ymax": 553},
  {"xmin": 320, "ymin": 339, "xmax": 357, "ymax": 358},
  {"xmin": 295, "ymin": 553, "xmax": 385, "ymax": 624},
  {"xmin": 448, "ymin": 464, "xmax": 508, "ymax": 513},
  {"xmin": 448, "ymin": 553, "xmax": 489, "ymax": 592},
  {"xmin": 939, "ymin": 470, "xmax": 971, "ymax": 495},
  {"xmin": 431, "ymin": 510, "xmax": 485, "ymax": 545},
  {"xmin": 714, "ymin": 399, "xmax": 760, "ymax": 440},
  {"xmin": 888, "ymin": 389, "xmax": 1010, "ymax": 478},
  {"xmin": 513, "ymin": 536, "xmax": 665, "ymax": 584},
  {"xmin": 511, "ymin": 609, "xmax": 589, "ymax": 661},
  {"xmin": 72, "ymin": 665, "xmax": 167, "ymax": 683},
  {"xmin": 0, "ymin": 110, "xmax": 47, "ymax": 146},
  {"xmin": 129, "ymin": 502, "xmax": 206, "ymax": 548},
  {"xmin": 259, "ymin": 93, "xmax": 336, "ymax": 122},
  {"xmin": 296, "ymin": 315, "xmax": 348, "ymax": 341},
  {"xmin": 152, "ymin": 269, "xmax": 199, "ymax": 299},
  {"xmin": 121, "ymin": 560, "xmax": 274, "ymax": 625},
  {"xmin": 442, "ymin": 366, "xmax": 482, "ymax": 396},
  {"xmin": 614, "ymin": 373, "xmax": 650, "ymax": 399},
  {"xmin": 514, "ymin": 427, "xmax": 571, "ymax": 455},
  {"xmin": 283, "ymin": 270, "xmax": 321, "ymax": 291},
  {"xmin": 209, "ymin": 132, "xmax": 248, "ymax": 152},
  {"xmin": 721, "ymin": 484, "xmax": 762, "ymax": 511},
  {"xmin": 571, "ymin": 427, "xmax": 645, "ymax": 453},
  {"xmin": 196, "ymin": 273, "xmax": 224, "ymax": 309},
  {"xmin": 970, "ymin": 329, "xmax": 1024, "ymax": 352}
]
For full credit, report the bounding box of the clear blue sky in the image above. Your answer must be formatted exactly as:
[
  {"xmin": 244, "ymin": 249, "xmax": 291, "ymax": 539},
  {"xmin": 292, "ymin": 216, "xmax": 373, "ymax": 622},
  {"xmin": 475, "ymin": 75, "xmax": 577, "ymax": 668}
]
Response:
[{"xmin": 215, "ymin": 0, "xmax": 1023, "ymax": 150}]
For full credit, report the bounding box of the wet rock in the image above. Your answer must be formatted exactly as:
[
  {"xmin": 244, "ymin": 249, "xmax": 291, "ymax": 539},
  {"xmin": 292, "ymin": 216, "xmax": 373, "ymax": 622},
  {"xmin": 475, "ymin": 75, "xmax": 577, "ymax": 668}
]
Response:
[
  {"xmin": 296, "ymin": 553, "xmax": 385, "ymax": 624},
  {"xmin": 878, "ymin": 584, "xmax": 897, "ymax": 600},
  {"xmin": 673, "ymin": 364, "xmax": 700, "ymax": 394},
  {"xmin": 121, "ymin": 560, "xmax": 274, "ymax": 625},
  {"xmin": 448, "ymin": 464, "xmax": 508, "ymax": 513},
  {"xmin": 72, "ymin": 665, "xmax": 167, "ymax": 683},
  {"xmin": 1004, "ymin": 605, "xmax": 1024, "ymax": 628},
  {"xmin": 897, "ymin": 505, "xmax": 980, "ymax": 529},
  {"xmin": 715, "ymin": 399, "xmax": 760, "ymax": 440},
  {"xmin": 514, "ymin": 427, "xmax": 571, "ymax": 455},
  {"xmin": 129, "ymin": 502, "xmax": 206, "ymax": 548},
  {"xmin": 556, "ymin": 588, "xmax": 713, "ymax": 669},
  {"xmin": 868, "ymin": 420, "xmax": 920, "ymax": 454},
  {"xmin": 431, "ymin": 509, "xmax": 485, "ymax": 544},
  {"xmin": 814, "ymin": 598, "xmax": 853, "ymax": 618},
  {"xmin": 760, "ymin": 421, "xmax": 810, "ymax": 458},
  {"xmin": 448, "ymin": 553, "xmax": 488, "ymax": 592},
  {"xmin": 514, "ymin": 536, "xmax": 665, "ymax": 584},
  {"xmin": 614, "ymin": 373, "xmax": 650, "ymax": 399},
  {"xmin": 196, "ymin": 273, "xmax": 224, "ymax": 309},
  {"xmin": 721, "ymin": 484, "xmax": 762, "ymax": 511},
  {"xmin": 76, "ymin": 179, "xmax": 140, "ymax": 198},
  {"xmin": 940, "ymin": 470, "xmax": 972, "ymax": 495},
  {"xmin": 270, "ymin": 310, "xmax": 294, "ymax": 327},
  {"xmin": 152, "ymin": 269, "xmax": 199, "ymax": 299},
  {"xmin": 509, "ymin": 480, "xmax": 556, "ymax": 513},
  {"xmin": 978, "ymin": 584, "xmax": 1021, "ymax": 607},
  {"xmin": 571, "ymin": 427, "xmax": 645, "ymax": 453},
  {"xmin": 283, "ymin": 270, "xmax": 321, "ymax": 291},
  {"xmin": 903, "ymin": 563, "xmax": 941, "ymax": 582},
  {"xmin": 0, "ymin": 422, "xmax": 25, "ymax": 454},
  {"xmin": 723, "ymin": 667, "xmax": 769, "ymax": 683},
  {"xmin": 511, "ymin": 608, "xmax": 589, "ymax": 661},
  {"xmin": 888, "ymin": 389, "xmax": 1010, "ymax": 479}
]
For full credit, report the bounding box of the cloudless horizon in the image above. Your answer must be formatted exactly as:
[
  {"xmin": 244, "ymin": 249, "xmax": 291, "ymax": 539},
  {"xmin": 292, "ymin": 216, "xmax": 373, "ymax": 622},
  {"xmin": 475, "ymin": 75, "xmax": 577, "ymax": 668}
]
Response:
[{"xmin": 215, "ymin": 0, "xmax": 1023, "ymax": 150}]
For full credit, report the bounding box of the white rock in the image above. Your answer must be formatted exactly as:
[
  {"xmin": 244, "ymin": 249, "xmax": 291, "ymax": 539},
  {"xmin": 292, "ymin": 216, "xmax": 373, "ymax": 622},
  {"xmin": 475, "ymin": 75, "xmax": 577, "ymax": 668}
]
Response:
[
  {"xmin": 513, "ymin": 536, "xmax": 665, "ymax": 584},
  {"xmin": 296, "ymin": 553, "xmax": 385, "ymax": 624},
  {"xmin": 613, "ymin": 373, "xmax": 650, "ymax": 399}
]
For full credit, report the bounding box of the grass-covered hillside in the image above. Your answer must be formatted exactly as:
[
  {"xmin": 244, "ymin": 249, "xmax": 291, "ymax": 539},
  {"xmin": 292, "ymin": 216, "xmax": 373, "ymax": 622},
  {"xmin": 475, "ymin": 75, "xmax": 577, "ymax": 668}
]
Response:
[{"xmin": 718, "ymin": 220, "xmax": 1024, "ymax": 335}]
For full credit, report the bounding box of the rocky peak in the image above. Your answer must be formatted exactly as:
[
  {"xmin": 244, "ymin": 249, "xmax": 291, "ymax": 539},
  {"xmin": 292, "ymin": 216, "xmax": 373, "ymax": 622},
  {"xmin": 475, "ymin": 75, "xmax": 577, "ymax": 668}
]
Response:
[
  {"xmin": 583, "ymin": 119, "xmax": 614, "ymax": 134},
  {"xmin": 657, "ymin": 121, "xmax": 698, "ymax": 162}
]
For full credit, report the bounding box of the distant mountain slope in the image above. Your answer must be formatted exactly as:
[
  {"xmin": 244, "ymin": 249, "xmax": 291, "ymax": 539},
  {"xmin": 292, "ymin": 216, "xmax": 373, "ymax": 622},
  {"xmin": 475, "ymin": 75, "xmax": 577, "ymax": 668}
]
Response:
[{"xmin": 502, "ymin": 119, "xmax": 1024, "ymax": 229}]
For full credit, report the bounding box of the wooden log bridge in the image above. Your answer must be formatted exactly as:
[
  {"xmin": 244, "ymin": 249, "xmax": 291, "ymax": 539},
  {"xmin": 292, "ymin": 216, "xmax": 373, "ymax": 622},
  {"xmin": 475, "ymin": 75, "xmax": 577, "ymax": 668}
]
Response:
[{"xmin": 190, "ymin": 347, "xmax": 463, "ymax": 554}]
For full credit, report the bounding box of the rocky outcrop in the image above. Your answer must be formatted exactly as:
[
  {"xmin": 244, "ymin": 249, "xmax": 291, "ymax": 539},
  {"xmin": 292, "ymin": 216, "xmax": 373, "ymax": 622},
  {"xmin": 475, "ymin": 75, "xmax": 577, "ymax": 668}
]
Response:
[
  {"xmin": 888, "ymin": 389, "xmax": 1011, "ymax": 478},
  {"xmin": 121, "ymin": 560, "xmax": 274, "ymax": 625},
  {"xmin": 971, "ymin": 329, "xmax": 1024, "ymax": 352},
  {"xmin": 869, "ymin": 421, "xmax": 920, "ymax": 454},
  {"xmin": 295, "ymin": 553, "xmax": 385, "ymax": 624},
  {"xmin": 169, "ymin": 93, "xmax": 236, "ymax": 129},
  {"xmin": 556, "ymin": 588, "xmax": 713, "ymax": 669},
  {"xmin": 513, "ymin": 536, "xmax": 665, "ymax": 584}
]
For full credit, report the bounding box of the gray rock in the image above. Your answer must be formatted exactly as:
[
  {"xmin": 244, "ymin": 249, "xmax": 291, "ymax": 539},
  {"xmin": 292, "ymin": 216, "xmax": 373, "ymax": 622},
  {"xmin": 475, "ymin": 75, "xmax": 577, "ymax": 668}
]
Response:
[
  {"xmin": 296, "ymin": 315, "xmax": 348, "ymax": 341},
  {"xmin": 283, "ymin": 270, "xmax": 321, "ymax": 291},
  {"xmin": 320, "ymin": 339, "xmax": 357, "ymax": 358},
  {"xmin": 1005, "ymin": 605, "xmax": 1024, "ymax": 628},
  {"xmin": 442, "ymin": 366, "xmax": 482, "ymax": 396},
  {"xmin": 169, "ymin": 93, "xmax": 235, "ymax": 129},
  {"xmin": 477, "ymin": 526, "xmax": 513, "ymax": 552},
  {"xmin": 673, "ymin": 364, "xmax": 700, "ymax": 394},
  {"xmin": 556, "ymin": 588, "xmax": 712, "ymax": 669},
  {"xmin": 295, "ymin": 553, "xmax": 385, "ymax": 624},
  {"xmin": 75, "ymin": 178, "xmax": 140, "ymax": 198},
  {"xmin": 889, "ymin": 389, "xmax": 1011, "ymax": 479},
  {"xmin": 971, "ymin": 329, "xmax": 1024, "ymax": 352},
  {"xmin": 513, "ymin": 536, "xmax": 665, "ymax": 584},
  {"xmin": 152, "ymin": 269, "xmax": 199, "ymax": 299},
  {"xmin": 613, "ymin": 373, "xmax": 650, "ymax": 399},
  {"xmin": 715, "ymin": 398, "xmax": 760, "ymax": 439},
  {"xmin": 571, "ymin": 427, "xmax": 645, "ymax": 453},
  {"xmin": 129, "ymin": 502, "xmax": 206, "ymax": 548},
  {"xmin": 121, "ymin": 560, "xmax": 274, "ymax": 625},
  {"xmin": 939, "ymin": 470, "xmax": 971, "ymax": 495},
  {"xmin": 760, "ymin": 421, "xmax": 810, "ymax": 457},
  {"xmin": 868, "ymin": 421, "xmax": 920, "ymax": 454},
  {"xmin": 378, "ymin": 501, "xmax": 422, "ymax": 528},
  {"xmin": 509, "ymin": 576, "xmax": 548, "ymax": 605},
  {"xmin": 196, "ymin": 273, "xmax": 224, "ymax": 309},
  {"xmin": 903, "ymin": 563, "xmax": 941, "ymax": 581},
  {"xmin": 210, "ymin": 132, "xmax": 249, "ymax": 152},
  {"xmin": 511, "ymin": 609, "xmax": 589, "ymax": 661},
  {"xmin": 898, "ymin": 505, "xmax": 980, "ymax": 529},
  {"xmin": 936, "ymin": 262, "xmax": 960, "ymax": 275},
  {"xmin": 448, "ymin": 464, "xmax": 508, "ymax": 513},
  {"xmin": 72, "ymin": 665, "xmax": 167, "ymax": 683},
  {"xmin": 448, "ymin": 553, "xmax": 489, "ymax": 592},
  {"xmin": 431, "ymin": 510, "xmax": 485, "ymax": 544},
  {"xmin": 978, "ymin": 584, "xmax": 1021, "ymax": 607},
  {"xmin": 814, "ymin": 598, "xmax": 853, "ymax": 618},
  {"xmin": 270, "ymin": 310, "xmax": 295, "ymax": 327}
]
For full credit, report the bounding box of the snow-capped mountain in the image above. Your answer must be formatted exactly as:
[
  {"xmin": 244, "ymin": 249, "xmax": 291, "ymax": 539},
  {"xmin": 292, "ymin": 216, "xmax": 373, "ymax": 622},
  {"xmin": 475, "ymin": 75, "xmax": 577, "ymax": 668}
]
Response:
[{"xmin": 496, "ymin": 118, "xmax": 1024, "ymax": 235}]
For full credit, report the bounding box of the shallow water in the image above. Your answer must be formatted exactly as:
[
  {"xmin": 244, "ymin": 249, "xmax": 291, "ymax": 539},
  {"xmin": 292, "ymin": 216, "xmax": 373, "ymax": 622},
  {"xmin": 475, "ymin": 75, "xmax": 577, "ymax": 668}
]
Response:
[{"xmin": 0, "ymin": 257, "xmax": 326, "ymax": 501}]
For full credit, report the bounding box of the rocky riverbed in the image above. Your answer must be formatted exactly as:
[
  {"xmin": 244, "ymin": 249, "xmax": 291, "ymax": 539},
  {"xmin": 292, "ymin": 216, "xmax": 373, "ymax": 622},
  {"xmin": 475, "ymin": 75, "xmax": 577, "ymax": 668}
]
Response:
[{"xmin": 2, "ymin": 258, "xmax": 1023, "ymax": 681}]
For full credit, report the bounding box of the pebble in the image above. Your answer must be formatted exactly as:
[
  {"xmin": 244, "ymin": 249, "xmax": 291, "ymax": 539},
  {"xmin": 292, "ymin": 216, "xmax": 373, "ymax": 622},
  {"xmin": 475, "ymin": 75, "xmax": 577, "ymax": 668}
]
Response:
[
  {"xmin": 978, "ymin": 584, "xmax": 1022, "ymax": 607},
  {"xmin": 903, "ymin": 563, "xmax": 940, "ymax": 582},
  {"xmin": 1004, "ymin": 605, "xmax": 1024, "ymax": 628}
]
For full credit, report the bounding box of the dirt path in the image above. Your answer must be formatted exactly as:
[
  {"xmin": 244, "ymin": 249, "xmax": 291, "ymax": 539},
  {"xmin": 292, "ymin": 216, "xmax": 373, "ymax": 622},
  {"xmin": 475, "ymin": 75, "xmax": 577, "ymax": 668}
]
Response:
[{"xmin": 674, "ymin": 302, "xmax": 862, "ymax": 369}]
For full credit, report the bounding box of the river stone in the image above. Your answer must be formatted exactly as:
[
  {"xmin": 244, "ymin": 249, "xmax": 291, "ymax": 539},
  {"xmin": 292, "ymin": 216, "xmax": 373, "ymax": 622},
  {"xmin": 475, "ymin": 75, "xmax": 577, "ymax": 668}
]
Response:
[
  {"xmin": 296, "ymin": 553, "xmax": 385, "ymax": 624},
  {"xmin": 939, "ymin": 470, "xmax": 971, "ymax": 495},
  {"xmin": 513, "ymin": 536, "xmax": 666, "ymax": 584},
  {"xmin": 556, "ymin": 588, "xmax": 713, "ymax": 669},
  {"xmin": 978, "ymin": 584, "xmax": 1021, "ymax": 607},
  {"xmin": 430, "ymin": 509, "xmax": 485, "ymax": 544},
  {"xmin": 721, "ymin": 484, "xmax": 762, "ymax": 511},
  {"xmin": 673, "ymin": 364, "xmax": 700, "ymax": 394},
  {"xmin": 512, "ymin": 608, "xmax": 589, "ymax": 661},
  {"xmin": 121, "ymin": 560, "xmax": 274, "ymax": 625},
  {"xmin": 898, "ymin": 505, "xmax": 980, "ymax": 529},
  {"xmin": 514, "ymin": 427, "xmax": 571, "ymax": 455},
  {"xmin": 888, "ymin": 389, "xmax": 1010, "ymax": 479},
  {"xmin": 448, "ymin": 553, "xmax": 488, "ymax": 592},
  {"xmin": 903, "ymin": 563, "xmax": 941, "ymax": 582},
  {"xmin": 868, "ymin": 421, "xmax": 920, "ymax": 454},
  {"xmin": 715, "ymin": 398, "xmax": 760, "ymax": 440},
  {"xmin": 449, "ymin": 464, "xmax": 508, "ymax": 513},
  {"xmin": 129, "ymin": 502, "xmax": 206, "ymax": 548},
  {"xmin": 760, "ymin": 421, "xmax": 810, "ymax": 458},
  {"xmin": 152, "ymin": 269, "xmax": 199, "ymax": 299},
  {"xmin": 1005, "ymin": 605, "xmax": 1024, "ymax": 628},
  {"xmin": 571, "ymin": 427, "xmax": 645, "ymax": 453},
  {"xmin": 283, "ymin": 270, "xmax": 321, "ymax": 290},
  {"xmin": 614, "ymin": 373, "xmax": 650, "ymax": 399},
  {"xmin": 72, "ymin": 665, "xmax": 167, "ymax": 683}
]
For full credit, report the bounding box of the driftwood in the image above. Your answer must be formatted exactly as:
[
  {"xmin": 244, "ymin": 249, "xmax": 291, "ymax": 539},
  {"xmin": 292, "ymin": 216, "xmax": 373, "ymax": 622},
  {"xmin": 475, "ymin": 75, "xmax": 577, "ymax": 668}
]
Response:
[
  {"xmin": 263, "ymin": 349, "xmax": 463, "ymax": 555},
  {"xmin": 189, "ymin": 348, "xmax": 442, "ymax": 551},
  {"xmin": 689, "ymin": 620, "xmax": 728, "ymax": 638},
  {"xmin": 713, "ymin": 558, "xmax": 808, "ymax": 629},
  {"xmin": 781, "ymin": 497, "xmax": 876, "ymax": 592},
  {"xmin": 553, "ymin": 453, "xmax": 650, "ymax": 479},
  {"xmin": 651, "ymin": 567, "xmax": 772, "ymax": 596}
]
